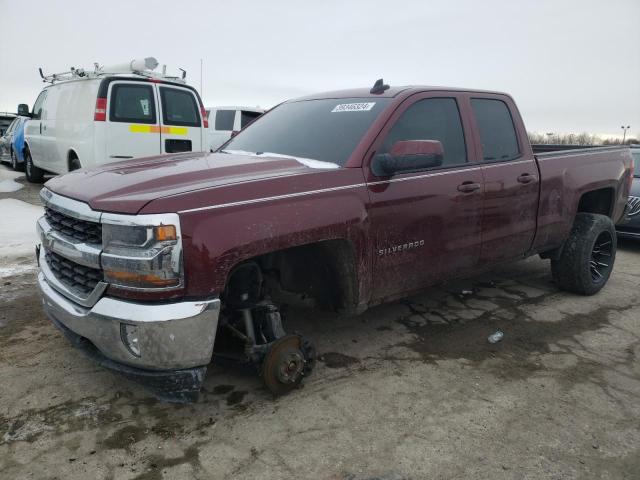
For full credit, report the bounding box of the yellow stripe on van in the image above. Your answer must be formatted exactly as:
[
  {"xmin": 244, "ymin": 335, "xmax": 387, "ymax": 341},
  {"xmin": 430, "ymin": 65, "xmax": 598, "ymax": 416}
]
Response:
[
  {"xmin": 128, "ymin": 125, "xmax": 188, "ymax": 135},
  {"xmin": 129, "ymin": 124, "xmax": 154, "ymax": 133}
]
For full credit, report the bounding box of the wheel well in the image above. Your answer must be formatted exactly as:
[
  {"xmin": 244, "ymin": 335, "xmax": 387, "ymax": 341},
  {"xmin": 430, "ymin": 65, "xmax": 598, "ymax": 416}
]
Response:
[
  {"xmin": 68, "ymin": 150, "xmax": 79, "ymax": 170},
  {"xmin": 577, "ymin": 188, "xmax": 614, "ymax": 218},
  {"xmin": 223, "ymin": 239, "xmax": 359, "ymax": 313}
]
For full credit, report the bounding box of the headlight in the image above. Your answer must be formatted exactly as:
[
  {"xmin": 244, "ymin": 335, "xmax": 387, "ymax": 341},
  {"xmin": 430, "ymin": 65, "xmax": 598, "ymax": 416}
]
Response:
[{"xmin": 100, "ymin": 213, "xmax": 183, "ymax": 291}]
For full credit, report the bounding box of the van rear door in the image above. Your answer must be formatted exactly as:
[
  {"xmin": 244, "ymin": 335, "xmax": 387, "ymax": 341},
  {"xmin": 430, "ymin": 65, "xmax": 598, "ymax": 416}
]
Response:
[
  {"xmin": 106, "ymin": 81, "xmax": 161, "ymax": 160},
  {"xmin": 158, "ymin": 85, "xmax": 203, "ymax": 154}
]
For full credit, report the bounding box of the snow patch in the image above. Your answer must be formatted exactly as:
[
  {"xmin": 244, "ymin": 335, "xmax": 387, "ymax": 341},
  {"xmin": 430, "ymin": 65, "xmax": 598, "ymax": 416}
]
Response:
[
  {"xmin": 222, "ymin": 150, "xmax": 340, "ymax": 169},
  {"xmin": 0, "ymin": 179, "xmax": 23, "ymax": 193},
  {"xmin": 0, "ymin": 165, "xmax": 24, "ymax": 192},
  {"xmin": 0, "ymin": 262, "xmax": 37, "ymax": 278},
  {"xmin": 0, "ymin": 199, "xmax": 43, "ymax": 266},
  {"xmin": 256, "ymin": 152, "xmax": 340, "ymax": 169},
  {"xmin": 0, "ymin": 164, "xmax": 23, "ymax": 180}
]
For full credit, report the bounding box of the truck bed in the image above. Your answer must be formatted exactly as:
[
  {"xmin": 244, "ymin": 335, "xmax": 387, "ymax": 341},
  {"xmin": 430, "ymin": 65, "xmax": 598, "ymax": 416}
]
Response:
[{"xmin": 532, "ymin": 145, "xmax": 632, "ymax": 253}]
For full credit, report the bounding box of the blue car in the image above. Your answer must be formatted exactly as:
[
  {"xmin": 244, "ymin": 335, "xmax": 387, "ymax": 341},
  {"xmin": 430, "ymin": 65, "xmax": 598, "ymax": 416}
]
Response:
[
  {"xmin": 617, "ymin": 146, "xmax": 640, "ymax": 239},
  {"xmin": 0, "ymin": 116, "xmax": 28, "ymax": 171}
]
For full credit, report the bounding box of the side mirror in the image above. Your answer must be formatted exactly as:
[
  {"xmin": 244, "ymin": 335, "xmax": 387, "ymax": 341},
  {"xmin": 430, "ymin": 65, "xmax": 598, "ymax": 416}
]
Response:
[
  {"xmin": 17, "ymin": 104, "xmax": 30, "ymax": 117},
  {"xmin": 372, "ymin": 140, "xmax": 444, "ymax": 176},
  {"xmin": 230, "ymin": 130, "xmax": 239, "ymax": 138}
]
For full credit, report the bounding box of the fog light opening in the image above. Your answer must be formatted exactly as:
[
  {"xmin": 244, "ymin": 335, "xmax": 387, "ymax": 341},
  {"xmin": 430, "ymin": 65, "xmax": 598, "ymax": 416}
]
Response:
[{"xmin": 120, "ymin": 323, "xmax": 141, "ymax": 357}]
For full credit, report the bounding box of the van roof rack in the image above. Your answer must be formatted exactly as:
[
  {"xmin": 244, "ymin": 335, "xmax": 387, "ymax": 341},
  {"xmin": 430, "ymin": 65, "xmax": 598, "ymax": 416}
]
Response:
[{"xmin": 38, "ymin": 57, "xmax": 187, "ymax": 85}]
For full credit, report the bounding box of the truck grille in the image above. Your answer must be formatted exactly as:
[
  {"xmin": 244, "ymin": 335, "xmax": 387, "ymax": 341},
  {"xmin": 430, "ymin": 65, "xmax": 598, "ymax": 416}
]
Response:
[
  {"xmin": 45, "ymin": 251, "xmax": 103, "ymax": 295},
  {"xmin": 628, "ymin": 196, "xmax": 640, "ymax": 217},
  {"xmin": 45, "ymin": 207, "xmax": 102, "ymax": 244}
]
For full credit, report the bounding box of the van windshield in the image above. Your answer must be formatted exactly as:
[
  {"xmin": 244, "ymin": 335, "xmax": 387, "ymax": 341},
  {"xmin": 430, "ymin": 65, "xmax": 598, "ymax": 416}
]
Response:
[{"xmin": 221, "ymin": 98, "xmax": 391, "ymax": 167}]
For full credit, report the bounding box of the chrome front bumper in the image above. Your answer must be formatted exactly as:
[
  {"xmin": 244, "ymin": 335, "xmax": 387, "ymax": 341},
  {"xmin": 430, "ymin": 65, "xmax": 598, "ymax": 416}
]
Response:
[{"xmin": 37, "ymin": 270, "xmax": 221, "ymax": 371}]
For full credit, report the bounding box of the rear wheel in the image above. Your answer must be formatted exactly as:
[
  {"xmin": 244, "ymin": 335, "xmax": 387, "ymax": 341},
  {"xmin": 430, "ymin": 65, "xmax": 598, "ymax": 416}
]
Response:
[
  {"xmin": 551, "ymin": 213, "xmax": 616, "ymax": 295},
  {"xmin": 25, "ymin": 149, "xmax": 44, "ymax": 183}
]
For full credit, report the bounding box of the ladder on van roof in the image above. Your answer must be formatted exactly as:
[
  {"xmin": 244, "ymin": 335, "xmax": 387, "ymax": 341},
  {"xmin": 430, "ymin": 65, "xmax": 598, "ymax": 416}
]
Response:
[{"xmin": 38, "ymin": 57, "xmax": 188, "ymax": 85}]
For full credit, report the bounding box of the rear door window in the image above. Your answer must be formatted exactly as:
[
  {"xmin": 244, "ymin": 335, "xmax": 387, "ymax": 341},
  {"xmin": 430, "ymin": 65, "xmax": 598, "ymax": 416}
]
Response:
[
  {"xmin": 110, "ymin": 84, "xmax": 156, "ymax": 124},
  {"xmin": 159, "ymin": 87, "xmax": 200, "ymax": 127},
  {"xmin": 215, "ymin": 110, "xmax": 235, "ymax": 131},
  {"xmin": 380, "ymin": 97, "xmax": 467, "ymax": 168},
  {"xmin": 471, "ymin": 98, "xmax": 520, "ymax": 162},
  {"xmin": 240, "ymin": 110, "xmax": 261, "ymax": 128}
]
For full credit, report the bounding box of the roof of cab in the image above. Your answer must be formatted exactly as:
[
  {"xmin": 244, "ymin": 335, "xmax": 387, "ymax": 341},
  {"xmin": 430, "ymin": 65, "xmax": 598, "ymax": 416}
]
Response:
[{"xmin": 291, "ymin": 85, "xmax": 511, "ymax": 102}]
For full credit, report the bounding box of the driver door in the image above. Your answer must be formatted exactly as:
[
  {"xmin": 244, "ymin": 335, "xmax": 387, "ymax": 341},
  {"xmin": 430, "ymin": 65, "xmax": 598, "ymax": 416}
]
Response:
[{"xmin": 364, "ymin": 93, "xmax": 485, "ymax": 303}]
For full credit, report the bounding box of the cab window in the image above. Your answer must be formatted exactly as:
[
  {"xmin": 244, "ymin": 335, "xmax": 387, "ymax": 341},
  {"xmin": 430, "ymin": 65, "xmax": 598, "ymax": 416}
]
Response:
[
  {"xmin": 380, "ymin": 97, "xmax": 467, "ymax": 168},
  {"xmin": 215, "ymin": 110, "xmax": 235, "ymax": 131},
  {"xmin": 160, "ymin": 87, "xmax": 200, "ymax": 127},
  {"xmin": 110, "ymin": 84, "xmax": 156, "ymax": 124},
  {"xmin": 471, "ymin": 98, "xmax": 520, "ymax": 162}
]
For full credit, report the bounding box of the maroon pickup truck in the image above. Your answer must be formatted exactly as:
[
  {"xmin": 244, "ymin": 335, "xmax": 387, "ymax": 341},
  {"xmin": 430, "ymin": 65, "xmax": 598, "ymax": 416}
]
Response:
[{"xmin": 36, "ymin": 80, "xmax": 634, "ymax": 401}]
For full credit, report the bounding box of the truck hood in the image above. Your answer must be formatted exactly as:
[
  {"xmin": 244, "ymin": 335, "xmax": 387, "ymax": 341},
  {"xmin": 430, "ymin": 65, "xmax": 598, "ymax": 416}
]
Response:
[{"xmin": 45, "ymin": 151, "xmax": 333, "ymax": 214}]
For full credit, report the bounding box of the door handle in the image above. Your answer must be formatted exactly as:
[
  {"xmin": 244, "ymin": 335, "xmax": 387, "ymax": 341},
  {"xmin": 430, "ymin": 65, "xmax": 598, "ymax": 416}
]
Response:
[
  {"xmin": 517, "ymin": 173, "xmax": 536, "ymax": 184},
  {"xmin": 39, "ymin": 122, "xmax": 42, "ymax": 134},
  {"xmin": 457, "ymin": 181, "xmax": 481, "ymax": 193}
]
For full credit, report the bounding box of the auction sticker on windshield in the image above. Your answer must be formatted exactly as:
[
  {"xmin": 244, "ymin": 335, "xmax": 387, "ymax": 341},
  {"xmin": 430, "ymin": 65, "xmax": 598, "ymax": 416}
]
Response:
[{"xmin": 331, "ymin": 102, "xmax": 376, "ymax": 113}]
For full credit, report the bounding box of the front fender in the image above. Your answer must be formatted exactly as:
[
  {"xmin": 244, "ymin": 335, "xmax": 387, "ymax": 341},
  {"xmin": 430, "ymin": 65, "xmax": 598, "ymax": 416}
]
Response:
[{"xmin": 179, "ymin": 186, "xmax": 371, "ymax": 303}]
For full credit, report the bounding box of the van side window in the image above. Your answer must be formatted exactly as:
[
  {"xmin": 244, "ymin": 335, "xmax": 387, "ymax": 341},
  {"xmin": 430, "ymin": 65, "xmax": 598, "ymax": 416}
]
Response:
[
  {"xmin": 31, "ymin": 91, "xmax": 48, "ymax": 120},
  {"xmin": 215, "ymin": 110, "xmax": 235, "ymax": 131},
  {"xmin": 380, "ymin": 97, "xmax": 467, "ymax": 168},
  {"xmin": 240, "ymin": 111, "xmax": 261, "ymax": 129},
  {"xmin": 110, "ymin": 84, "xmax": 156, "ymax": 124},
  {"xmin": 471, "ymin": 98, "xmax": 520, "ymax": 162},
  {"xmin": 160, "ymin": 88, "xmax": 200, "ymax": 127}
]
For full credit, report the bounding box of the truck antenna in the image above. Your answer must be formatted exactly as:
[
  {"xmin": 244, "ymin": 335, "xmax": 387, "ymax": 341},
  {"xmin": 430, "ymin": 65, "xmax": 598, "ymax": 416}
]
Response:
[{"xmin": 370, "ymin": 78, "xmax": 390, "ymax": 94}]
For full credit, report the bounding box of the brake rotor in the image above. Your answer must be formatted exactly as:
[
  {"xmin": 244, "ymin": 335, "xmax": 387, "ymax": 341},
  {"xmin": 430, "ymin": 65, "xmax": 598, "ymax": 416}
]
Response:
[{"xmin": 261, "ymin": 334, "xmax": 315, "ymax": 395}]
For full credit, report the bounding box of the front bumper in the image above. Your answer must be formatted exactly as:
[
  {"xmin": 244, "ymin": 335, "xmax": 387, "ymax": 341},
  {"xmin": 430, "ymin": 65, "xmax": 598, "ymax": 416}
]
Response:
[{"xmin": 38, "ymin": 270, "xmax": 220, "ymax": 401}]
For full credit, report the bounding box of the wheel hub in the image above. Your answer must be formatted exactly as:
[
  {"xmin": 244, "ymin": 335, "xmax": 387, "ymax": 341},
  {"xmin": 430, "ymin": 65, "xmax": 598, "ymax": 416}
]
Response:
[
  {"xmin": 261, "ymin": 334, "xmax": 315, "ymax": 395},
  {"xmin": 590, "ymin": 231, "xmax": 613, "ymax": 282},
  {"xmin": 277, "ymin": 351, "xmax": 304, "ymax": 383}
]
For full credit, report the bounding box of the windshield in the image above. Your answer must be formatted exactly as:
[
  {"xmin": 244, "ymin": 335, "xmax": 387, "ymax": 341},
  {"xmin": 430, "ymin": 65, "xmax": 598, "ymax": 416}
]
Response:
[
  {"xmin": 632, "ymin": 150, "xmax": 640, "ymax": 177},
  {"xmin": 221, "ymin": 97, "xmax": 391, "ymax": 167}
]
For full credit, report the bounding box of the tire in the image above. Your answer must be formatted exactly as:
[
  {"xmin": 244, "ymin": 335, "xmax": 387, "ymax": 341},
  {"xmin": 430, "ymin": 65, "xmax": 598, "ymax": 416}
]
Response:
[
  {"xmin": 69, "ymin": 157, "xmax": 81, "ymax": 171},
  {"xmin": 11, "ymin": 149, "xmax": 24, "ymax": 172},
  {"xmin": 25, "ymin": 149, "xmax": 45, "ymax": 183},
  {"xmin": 551, "ymin": 213, "xmax": 616, "ymax": 295}
]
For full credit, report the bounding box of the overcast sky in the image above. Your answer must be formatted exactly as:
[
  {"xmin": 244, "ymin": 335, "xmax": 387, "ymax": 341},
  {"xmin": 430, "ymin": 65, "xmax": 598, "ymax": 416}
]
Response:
[{"xmin": 1, "ymin": 0, "xmax": 638, "ymax": 138}]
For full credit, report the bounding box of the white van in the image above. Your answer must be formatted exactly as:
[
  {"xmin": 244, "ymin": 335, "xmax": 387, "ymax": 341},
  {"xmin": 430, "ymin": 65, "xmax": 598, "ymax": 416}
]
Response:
[
  {"xmin": 20, "ymin": 58, "xmax": 207, "ymax": 183},
  {"xmin": 205, "ymin": 106, "xmax": 263, "ymax": 151}
]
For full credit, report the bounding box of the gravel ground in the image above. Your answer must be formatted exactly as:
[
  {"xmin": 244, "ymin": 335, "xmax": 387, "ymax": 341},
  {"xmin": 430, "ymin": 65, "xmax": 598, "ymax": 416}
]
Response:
[{"xmin": 1, "ymin": 168, "xmax": 639, "ymax": 480}]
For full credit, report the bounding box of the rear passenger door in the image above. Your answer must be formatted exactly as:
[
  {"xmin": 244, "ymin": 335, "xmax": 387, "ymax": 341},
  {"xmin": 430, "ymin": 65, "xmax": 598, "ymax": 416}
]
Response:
[
  {"xmin": 158, "ymin": 86, "xmax": 203, "ymax": 153},
  {"xmin": 106, "ymin": 81, "xmax": 161, "ymax": 160},
  {"xmin": 470, "ymin": 96, "xmax": 539, "ymax": 265}
]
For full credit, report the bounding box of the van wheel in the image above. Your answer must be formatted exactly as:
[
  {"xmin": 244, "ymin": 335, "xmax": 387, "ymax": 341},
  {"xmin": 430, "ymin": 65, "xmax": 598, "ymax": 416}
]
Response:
[
  {"xmin": 551, "ymin": 213, "xmax": 616, "ymax": 295},
  {"xmin": 69, "ymin": 157, "xmax": 81, "ymax": 171},
  {"xmin": 11, "ymin": 149, "xmax": 24, "ymax": 172},
  {"xmin": 25, "ymin": 149, "xmax": 44, "ymax": 183}
]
